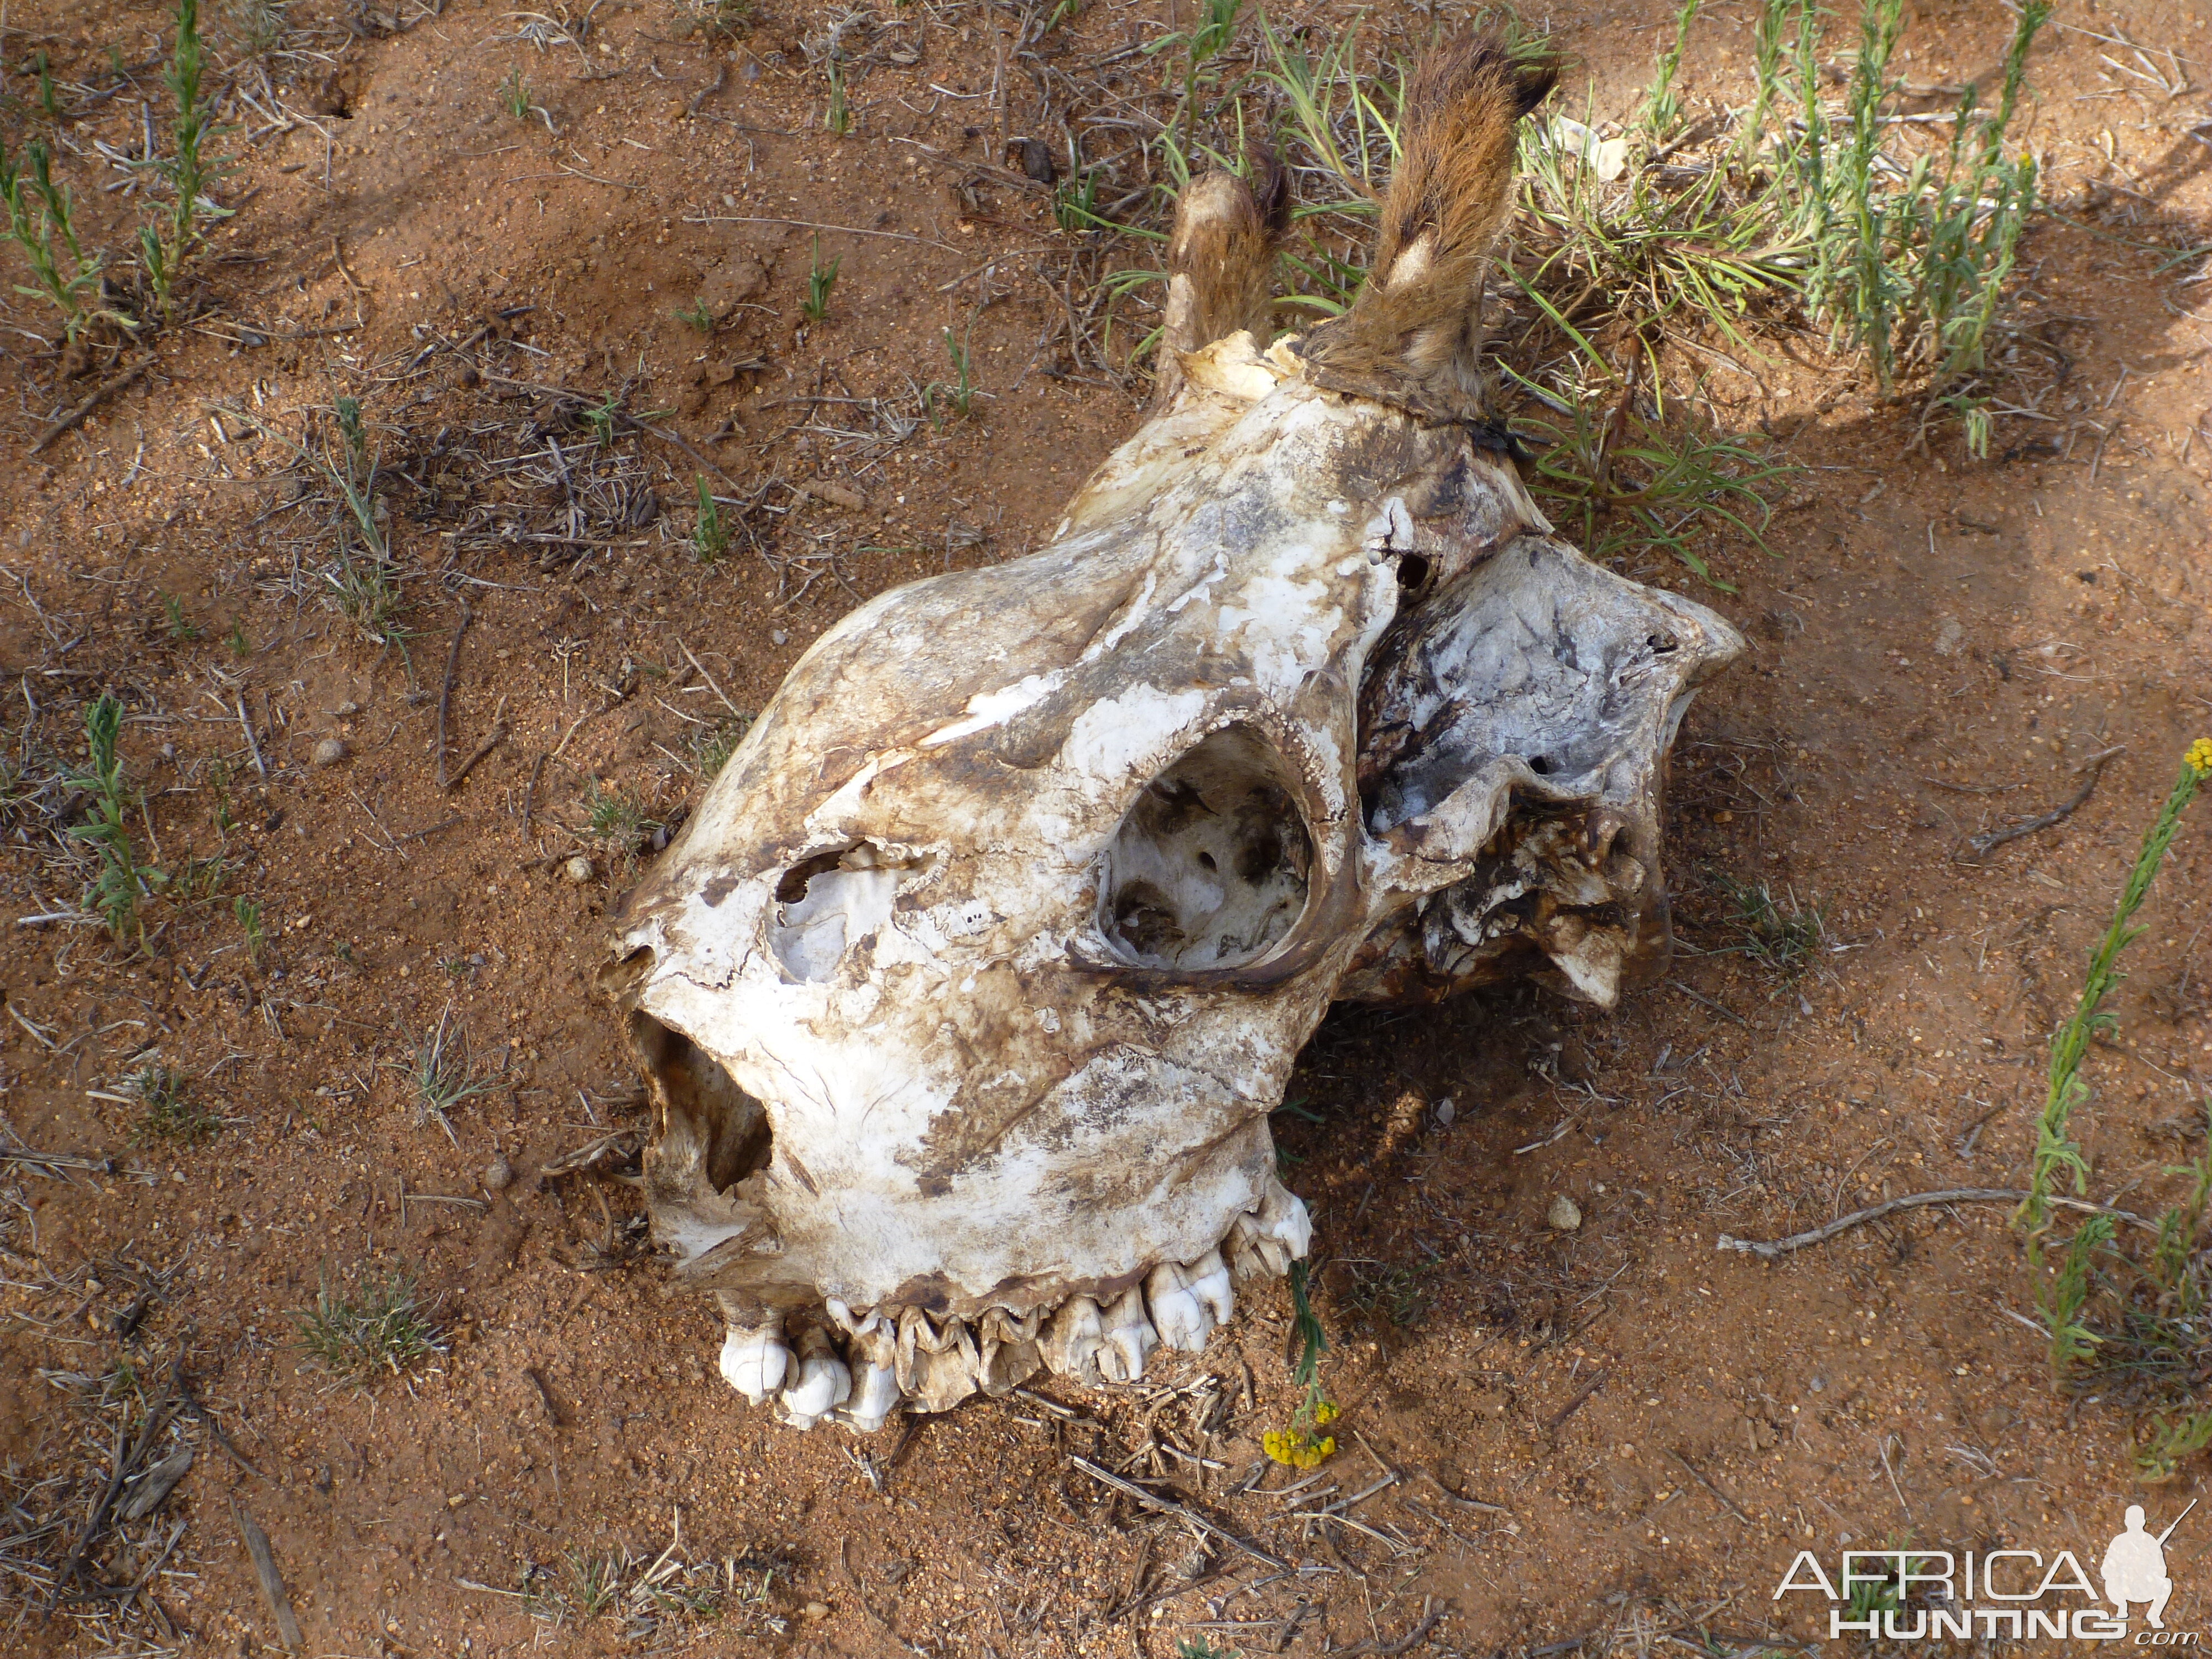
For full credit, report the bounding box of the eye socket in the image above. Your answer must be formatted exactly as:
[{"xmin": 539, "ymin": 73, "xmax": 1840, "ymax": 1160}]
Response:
[{"xmin": 1098, "ymin": 724, "xmax": 1313, "ymax": 971}]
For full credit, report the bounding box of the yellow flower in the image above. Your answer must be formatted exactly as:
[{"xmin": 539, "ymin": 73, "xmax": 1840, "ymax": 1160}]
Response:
[
  {"xmin": 1264, "ymin": 1426, "xmax": 1338, "ymax": 1469},
  {"xmin": 1312, "ymin": 1398, "xmax": 1340, "ymax": 1426},
  {"xmin": 2189, "ymin": 738, "xmax": 2212, "ymax": 780}
]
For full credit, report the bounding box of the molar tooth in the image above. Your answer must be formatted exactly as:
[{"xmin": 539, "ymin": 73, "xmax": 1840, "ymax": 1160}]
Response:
[
  {"xmin": 1185, "ymin": 1246, "xmax": 1234, "ymax": 1325},
  {"xmin": 717, "ymin": 1318, "xmax": 790, "ymax": 1406},
  {"xmin": 1258, "ymin": 1181, "xmax": 1313, "ymax": 1259},
  {"xmin": 977, "ymin": 1306, "xmax": 1045, "ymax": 1396},
  {"xmin": 841, "ymin": 1361, "xmax": 903, "ymax": 1433},
  {"xmin": 1229, "ymin": 1182, "xmax": 1312, "ymax": 1282},
  {"xmin": 827, "ymin": 1302, "xmax": 903, "ymax": 1432},
  {"xmin": 895, "ymin": 1308, "xmax": 981, "ymax": 1413},
  {"xmin": 1043, "ymin": 1296, "xmax": 1109, "ymax": 1387},
  {"xmin": 778, "ymin": 1326, "xmax": 852, "ymax": 1431},
  {"xmin": 1145, "ymin": 1259, "xmax": 1216, "ymax": 1352},
  {"xmin": 1097, "ymin": 1286, "xmax": 1158, "ymax": 1383}
]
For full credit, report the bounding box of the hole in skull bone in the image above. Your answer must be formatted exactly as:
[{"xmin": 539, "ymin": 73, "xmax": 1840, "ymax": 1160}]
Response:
[
  {"xmin": 769, "ymin": 842, "xmax": 920, "ymax": 982},
  {"xmin": 1396, "ymin": 552, "xmax": 1433, "ymax": 593},
  {"xmin": 1099, "ymin": 724, "xmax": 1313, "ymax": 971}
]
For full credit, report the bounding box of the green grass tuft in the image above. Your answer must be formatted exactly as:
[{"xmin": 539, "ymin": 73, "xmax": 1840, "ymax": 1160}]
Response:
[
  {"xmin": 67, "ymin": 692, "xmax": 162, "ymax": 945},
  {"xmin": 394, "ymin": 1005, "xmax": 495, "ymax": 1143},
  {"xmin": 295, "ymin": 1262, "xmax": 447, "ymax": 1384},
  {"xmin": 801, "ymin": 235, "xmax": 840, "ymax": 324},
  {"xmin": 693, "ymin": 475, "xmax": 731, "ymax": 562},
  {"xmin": 127, "ymin": 1063, "xmax": 221, "ymax": 1145}
]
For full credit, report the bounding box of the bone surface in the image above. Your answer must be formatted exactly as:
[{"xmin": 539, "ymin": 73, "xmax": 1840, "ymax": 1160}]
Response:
[{"xmin": 603, "ymin": 32, "xmax": 1742, "ymax": 1431}]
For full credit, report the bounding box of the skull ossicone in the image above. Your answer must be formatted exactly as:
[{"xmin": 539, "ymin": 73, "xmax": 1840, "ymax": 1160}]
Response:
[{"xmin": 601, "ymin": 36, "xmax": 1744, "ymax": 1432}]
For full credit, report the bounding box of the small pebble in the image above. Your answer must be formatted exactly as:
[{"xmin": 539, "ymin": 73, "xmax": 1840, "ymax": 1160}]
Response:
[
  {"xmin": 483, "ymin": 1154, "xmax": 514, "ymax": 1192},
  {"xmin": 310, "ymin": 736, "xmax": 349, "ymax": 767},
  {"xmin": 1433, "ymin": 1096, "xmax": 1457, "ymax": 1127},
  {"xmin": 801, "ymin": 1602, "xmax": 830, "ymax": 1620},
  {"xmin": 562, "ymin": 854, "xmax": 596, "ymax": 884},
  {"xmin": 1546, "ymin": 1194, "xmax": 1583, "ymax": 1232},
  {"xmin": 1808, "ymin": 1376, "xmax": 1827, "ymax": 1393},
  {"xmin": 771, "ymin": 629, "xmax": 789, "ymax": 646}
]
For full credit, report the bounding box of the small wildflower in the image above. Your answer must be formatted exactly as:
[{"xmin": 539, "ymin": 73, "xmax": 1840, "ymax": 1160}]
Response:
[
  {"xmin": 2188, "ymin": 738, "xmax": 2212, "ymax": 780},
  {"xmin": 1263, "ymin": 1428, "xmax": 1337, "ymax": 1470},
  {"xmin": 1264, "ymin": 1389, "xmax": 1342, "ymax": 1468}
]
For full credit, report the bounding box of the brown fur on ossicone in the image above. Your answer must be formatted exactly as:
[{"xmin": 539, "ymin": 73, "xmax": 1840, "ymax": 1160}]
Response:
[
  {"xmin": 1298, "ymin": 33, "xmax": 1558, "ymax": 422},
  {"xmin": 1149, "ymin": 150, "xmax": 1291, "ymax": 410}
]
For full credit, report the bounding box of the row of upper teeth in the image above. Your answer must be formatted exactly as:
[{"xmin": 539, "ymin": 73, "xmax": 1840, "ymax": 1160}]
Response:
[{"xmin": 716, "ymin": 1184, "xmax": 1312, "ymax": 1431}]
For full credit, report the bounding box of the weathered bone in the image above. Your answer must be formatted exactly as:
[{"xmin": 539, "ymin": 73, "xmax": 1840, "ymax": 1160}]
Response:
[{"xmin": 605, "ymin": 31, "xmax": 1742, "ymax": 1431}]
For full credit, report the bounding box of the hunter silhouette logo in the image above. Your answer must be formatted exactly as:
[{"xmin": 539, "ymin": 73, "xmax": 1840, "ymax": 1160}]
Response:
[{"xmin": 2104, "ymin": 1501, "xmax": 2192, "ymax": 1631}]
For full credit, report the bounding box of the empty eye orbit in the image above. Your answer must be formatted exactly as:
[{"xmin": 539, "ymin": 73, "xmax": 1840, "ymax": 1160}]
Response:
[{"xmin": 1098, "ymin": 725, "xmax": 1313, "ymax": 971}]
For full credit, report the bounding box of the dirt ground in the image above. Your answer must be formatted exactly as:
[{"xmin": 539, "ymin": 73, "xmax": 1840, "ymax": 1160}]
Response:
[{"xmin": 3, "ymin": 0, "xmax": 2211, "ymax": 1653}]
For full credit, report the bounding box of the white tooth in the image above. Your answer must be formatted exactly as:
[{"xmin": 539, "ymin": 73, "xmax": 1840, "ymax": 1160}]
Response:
[
  {"xmin": 825, "ymin": 1300, "xmax": 901, "ymax": 1431},
  {"xmin": 1145, "ymin": 1259, "xmax": 1214, "ymax": 1352},
  {"xmin": 779, "ymin": 1327, "xmax": 852, "ymax": 1431},
  {"xmin": 718, "ymin": 1320, "xmax": 790, "ymax": 1405},
  {"xmin": 1229, "ymin": 1183, "xmax": 1312, "ymax": 1282},
  {"xmin": 1228, "ymin": 1216, "xmax": 1290, "ymax": 1280},
  {"xmin": 1097, "ymin": 1286, "xmax": 1157, "ymax": 1383},
  {"xmin": 1043, "ymin": 1296, "xmax": 1109, "ymax": 1387},
  {"xmin": 1259, "ymin": 1181, "xmax": 1313, "ymax": 1259},
  {"xmin": 840, "ymin": 1361, "xmax": 903, "ymax": 1433},
  {"xmin": 1185, "ymin": 1246, "xmax": 1234, "ymax": 1325}
]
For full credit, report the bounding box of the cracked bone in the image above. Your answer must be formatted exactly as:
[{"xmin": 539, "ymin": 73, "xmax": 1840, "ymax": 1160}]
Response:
[{"xmin": 604, "ymin": 33, "xmax": 1741, "ymax": 1430}]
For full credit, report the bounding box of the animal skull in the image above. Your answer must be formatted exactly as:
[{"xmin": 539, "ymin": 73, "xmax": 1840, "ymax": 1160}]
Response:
[{"xmin": 601, "ymin": 37, "xmax": 1744, "ymax": 1431}]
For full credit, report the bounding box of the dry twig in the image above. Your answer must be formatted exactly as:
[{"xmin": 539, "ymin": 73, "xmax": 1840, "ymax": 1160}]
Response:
[
  {"xmin": 1715, "ymin": 1188, "xmax": 2154, "ymax": 1259},
  {"xmin": 1958, "ymin": 748, "xmax": 2122, "ymax": 859}
]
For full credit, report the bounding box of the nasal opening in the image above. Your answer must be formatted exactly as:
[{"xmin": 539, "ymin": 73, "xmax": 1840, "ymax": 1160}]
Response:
[{"xmin": 627, "ymin": 1007, "xmax": 772, "ymax": 1192}]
